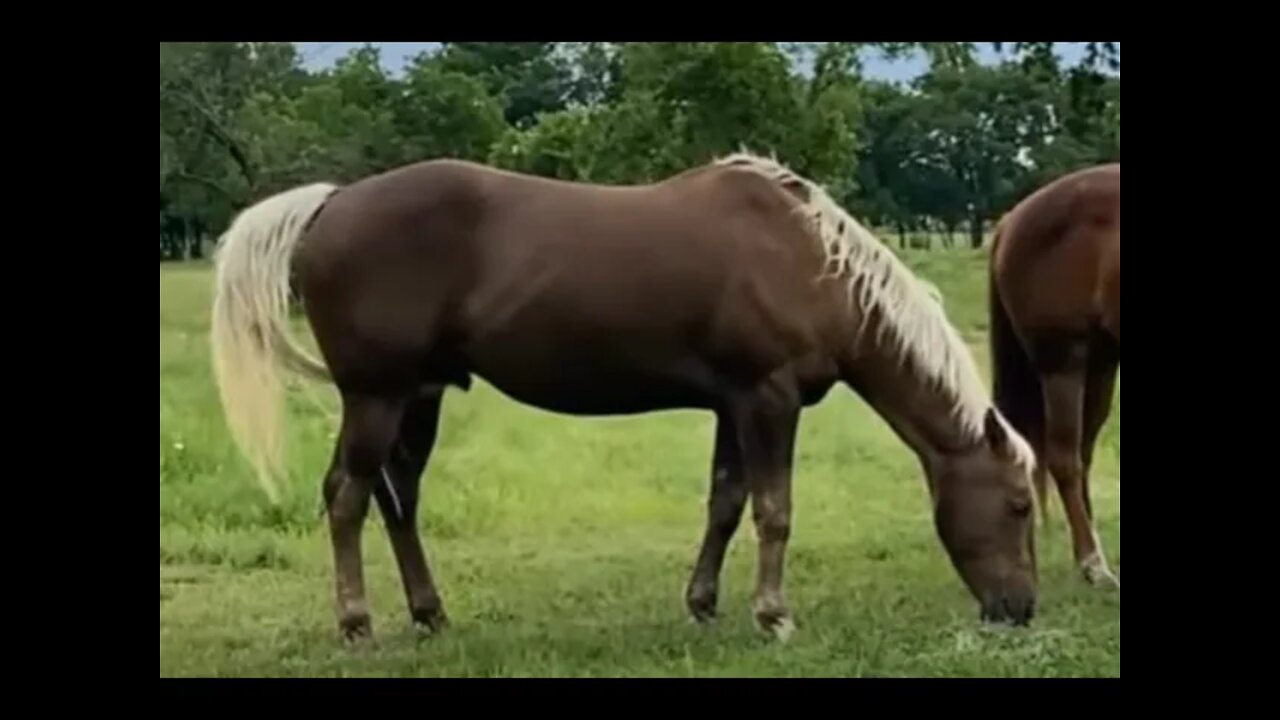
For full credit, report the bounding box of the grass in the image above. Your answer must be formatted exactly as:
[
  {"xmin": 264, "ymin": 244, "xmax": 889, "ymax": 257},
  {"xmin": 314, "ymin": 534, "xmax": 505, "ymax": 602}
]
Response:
[{"xmin": 159, "ymin": 248, "xmax": 1119, "ymax": 677}]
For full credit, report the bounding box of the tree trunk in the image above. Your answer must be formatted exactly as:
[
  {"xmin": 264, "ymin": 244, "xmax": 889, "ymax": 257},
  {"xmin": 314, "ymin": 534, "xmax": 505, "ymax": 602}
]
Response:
[
  {"xmin": 188, "ymin": 219, "xmax": 206, "ymax": 260},
  {"xmin": 969, "ymin": 212, "xmax": 985, "ymax": 248}
]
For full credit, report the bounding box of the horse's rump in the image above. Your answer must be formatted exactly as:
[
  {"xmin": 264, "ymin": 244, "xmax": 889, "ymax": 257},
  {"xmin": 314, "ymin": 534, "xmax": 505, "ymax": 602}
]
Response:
[{"xmin": 991, "ymin": 164, "xmax": 1120, "ymax": 339}]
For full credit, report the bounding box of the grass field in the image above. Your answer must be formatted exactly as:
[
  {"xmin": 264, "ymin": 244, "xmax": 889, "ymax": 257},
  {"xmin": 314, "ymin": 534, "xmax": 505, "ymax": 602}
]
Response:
[{"xmin": 159, "ymin": 249, "xmax": 1119, "ymax": 677}]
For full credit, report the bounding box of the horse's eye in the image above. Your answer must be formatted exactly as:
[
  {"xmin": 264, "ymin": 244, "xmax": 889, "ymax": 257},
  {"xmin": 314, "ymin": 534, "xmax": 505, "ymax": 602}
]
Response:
[{"xmin": 1010, "ymin": 498, "xmax": 1032, "ymax": 517}]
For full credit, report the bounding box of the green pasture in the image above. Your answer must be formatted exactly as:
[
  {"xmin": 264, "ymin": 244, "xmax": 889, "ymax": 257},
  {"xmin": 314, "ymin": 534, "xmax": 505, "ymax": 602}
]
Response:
[{"xmin": 159, "ymin": 249, "xmax": 1119, "ymax": 677}]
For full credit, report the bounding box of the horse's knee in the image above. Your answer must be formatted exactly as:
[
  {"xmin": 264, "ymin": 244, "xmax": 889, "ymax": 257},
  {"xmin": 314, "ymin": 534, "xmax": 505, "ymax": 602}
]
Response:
[
  {"xmin": 322, "ymin": 465, "xmax": 344, "ymax": 508},
  {"xmin": 753, "ymin": 506, "xmax": 791, "ymax": 543},
  {"xmin": 1044, "ymin": 442, "xmax": 1082, "ymax": 490}
]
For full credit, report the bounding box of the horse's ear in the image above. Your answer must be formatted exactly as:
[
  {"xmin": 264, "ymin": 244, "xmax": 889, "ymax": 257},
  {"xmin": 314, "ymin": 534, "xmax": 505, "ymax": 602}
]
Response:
[{"xmin": 984, "ymin": 408, "xmax": 1011, "ymax": 457}]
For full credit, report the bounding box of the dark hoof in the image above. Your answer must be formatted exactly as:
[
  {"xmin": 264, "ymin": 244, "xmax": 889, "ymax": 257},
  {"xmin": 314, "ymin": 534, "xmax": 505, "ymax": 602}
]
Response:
[
  {"xmin": 686, "ymin": 589, "xmax": 719, "ymax": 623},
  {"xmin": 339, "ymin": 612, "xmax": 373, "ymax": 645},
  {"xmin": 411, "ymin": 605, "xmax": 449, "ymax": 635}
]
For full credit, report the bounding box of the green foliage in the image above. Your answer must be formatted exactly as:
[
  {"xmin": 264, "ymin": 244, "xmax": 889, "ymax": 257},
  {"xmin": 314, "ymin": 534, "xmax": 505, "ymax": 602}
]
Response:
[
  {"xmin": 435, "ymin": 42, "xmax": 576, "ymax": 128},
  {"xmin": 159, "ymin": 42, "xmax": 1120, "ymax": 260},
  {"xmin": 395, "ymin": 57, "xmax": 508, "ymax": 163},
  {"xmin": 490, "ymin": 42, "xmax": 863, "ymax": 189},
  {"xmin": 562, "ymin": 42, "xmax": 623, "ymax": 107},
  {"xmin": 619, "ymin": 43, "xmax": 801, "ymax": 161},
  {"xmin": 912, "ymin": 64, "xmax": 1057, "ymax": 246},
  {"xmin": 490, "ymin": 91, "xmax": 691, "ymax": 185},
  {"xmin": 488, "ymin": 105, "xmax": 602, "ymax": 180},
  {"xmin": 849, "ymin": 49, "xmax": 1119, "ymax": 247},
  {"xmin": 794, "ymin": 50, "xmax": 864, "ymax": 202}
]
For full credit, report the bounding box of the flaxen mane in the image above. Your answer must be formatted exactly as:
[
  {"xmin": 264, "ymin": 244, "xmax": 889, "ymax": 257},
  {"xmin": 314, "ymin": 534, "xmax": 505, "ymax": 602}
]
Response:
[{"xmin": 714, "ymin": 152, "xmax": 1037, "ymax": 474}]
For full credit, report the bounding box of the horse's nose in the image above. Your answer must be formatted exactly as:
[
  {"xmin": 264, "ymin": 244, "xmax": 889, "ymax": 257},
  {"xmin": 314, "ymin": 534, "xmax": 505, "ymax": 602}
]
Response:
[
  {"xmin": 1007, "ymin": 595, "xmax": 1035, "ymax": 626},
  {"xmin": 981, "ymin": 595, "xmax": 1035, "ymax": 626}
]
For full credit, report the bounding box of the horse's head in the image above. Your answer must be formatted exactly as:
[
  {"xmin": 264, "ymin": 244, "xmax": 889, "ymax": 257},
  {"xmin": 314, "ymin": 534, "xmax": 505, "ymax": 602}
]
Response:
[{"xmin": 930, "ymin": 408, "xmax": 1038, "ymax": 626}]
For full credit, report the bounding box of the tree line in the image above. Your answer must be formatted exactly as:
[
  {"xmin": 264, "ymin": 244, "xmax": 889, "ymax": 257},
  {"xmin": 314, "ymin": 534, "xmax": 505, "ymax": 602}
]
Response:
[{"xmin": 160, "ymin": 42, "xmax": 1119, "ymax": 260}]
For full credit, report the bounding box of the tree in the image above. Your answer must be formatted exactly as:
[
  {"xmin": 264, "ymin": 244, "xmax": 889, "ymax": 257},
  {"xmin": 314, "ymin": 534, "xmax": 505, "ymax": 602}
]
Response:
[
  {"xmin": 994, "ymin": 42, "xmax": 1121, "ymax": 197},
  {"xmin": 617, "ymin": 43, "xmax": 800, "ymax": 161},
  {"xmin": 792, "ymin": 43, "xmax": 865, "ymax": 202},
  {"xmin": 560, "ymin": 43, "xmax": 623, "ymax": 107},
  {"xmin": 160, "ymin": 41, "xmax": 1118, "ymax": 264},
  {"xmin": 394, "ymin": 54, "xmax": 508, "ymax": 163},
  {"xmin": 911, "ymin": 64, "xmax": 1055, "ymax": 247},
  {"xmin": 160, "ymin": 42, "xmax": 314, "ymax": 258},
  {"xmin": 434, "ymin": 43, "xmax": 575, "ymax": 128}
]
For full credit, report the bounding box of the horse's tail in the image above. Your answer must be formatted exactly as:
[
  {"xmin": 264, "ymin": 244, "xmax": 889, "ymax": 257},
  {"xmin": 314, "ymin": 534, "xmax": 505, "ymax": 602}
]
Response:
[
  {"xmin": 988, "ymin": 230, "xmax": 1048, "ymax": 520},
  {"xmin": 210, "ymin": 182, "xmax": 340, "ymax": 503}
]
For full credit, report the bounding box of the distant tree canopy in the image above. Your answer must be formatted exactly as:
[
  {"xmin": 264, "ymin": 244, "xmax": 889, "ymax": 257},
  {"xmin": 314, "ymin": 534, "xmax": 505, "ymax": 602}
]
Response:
[{"xmin": 160, "ymin": 42, "xmax": 1119, "ymax": 259}]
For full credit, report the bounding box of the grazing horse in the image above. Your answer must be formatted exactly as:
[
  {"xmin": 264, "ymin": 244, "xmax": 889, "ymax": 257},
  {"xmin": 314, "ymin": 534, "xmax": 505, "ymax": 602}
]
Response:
[
  {"xmin": 210, "ymin": 152, "xmax": 1041, "ymax": 643},
  {"xmin": 988, "ymin": 163, "xmax": 1120, "ymax": 588}
]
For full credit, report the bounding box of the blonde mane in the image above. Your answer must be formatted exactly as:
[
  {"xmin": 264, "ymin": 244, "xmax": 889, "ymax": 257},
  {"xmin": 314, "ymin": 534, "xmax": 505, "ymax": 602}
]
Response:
[{"xmin": 713, "ymin": 151, "xmax": 1037, "ymax": 474}]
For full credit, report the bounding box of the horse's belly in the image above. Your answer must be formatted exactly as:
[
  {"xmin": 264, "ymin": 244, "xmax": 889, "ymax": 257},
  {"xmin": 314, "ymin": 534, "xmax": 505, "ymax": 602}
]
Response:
[
  {"xmin": 455, "ymin": 274, "xmax": 725, "ymax": 414},
  {"xmin": 468, "ymin": 349, "xmax": 716, "ymax": 415}
]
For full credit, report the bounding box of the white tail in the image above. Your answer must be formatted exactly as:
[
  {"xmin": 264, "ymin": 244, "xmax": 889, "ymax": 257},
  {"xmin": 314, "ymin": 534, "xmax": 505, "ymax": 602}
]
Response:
[{"xmin": 210, "ymin": 182, "xmax": 339, "ymax": 503}]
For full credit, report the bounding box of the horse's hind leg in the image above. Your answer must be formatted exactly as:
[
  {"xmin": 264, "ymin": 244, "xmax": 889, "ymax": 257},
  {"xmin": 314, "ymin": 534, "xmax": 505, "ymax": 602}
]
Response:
[
  {"xmin": 371, "ymin": 389, "xmax": 448, "ymax": 634},
  {"xmin": 686, "ymin": 412, "xmax": 748, "ymax": 622},
  {"xmin": 1038, "ymin": 340, "xmax": 1118, "ymax": 588},
  {"xmin": 1080, "ymin": 337, "xmax": 1120, "ymax": 533},
  {"xmin": 323, "ymin": 392, "xmax": 410, "ymax": 642}
]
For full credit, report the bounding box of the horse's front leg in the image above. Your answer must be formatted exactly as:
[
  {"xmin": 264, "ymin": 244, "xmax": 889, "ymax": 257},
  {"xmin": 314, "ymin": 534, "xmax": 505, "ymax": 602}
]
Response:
[{"xmin": 729, "ymin": 380, "xmax": 801, "ymax": 641}]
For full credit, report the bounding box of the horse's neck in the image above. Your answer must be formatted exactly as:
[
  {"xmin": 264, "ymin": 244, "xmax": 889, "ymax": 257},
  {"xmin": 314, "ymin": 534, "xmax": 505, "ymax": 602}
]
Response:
[{"xmin": 840, "ymin": 331, "xmax": 976, "ymax": 473}]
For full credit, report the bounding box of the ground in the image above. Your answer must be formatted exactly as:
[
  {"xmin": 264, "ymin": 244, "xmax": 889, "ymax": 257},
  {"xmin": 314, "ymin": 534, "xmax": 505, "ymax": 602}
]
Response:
[{"xmin": 159, "ymin": 248, "xmax": 1119, "ymax": 677}]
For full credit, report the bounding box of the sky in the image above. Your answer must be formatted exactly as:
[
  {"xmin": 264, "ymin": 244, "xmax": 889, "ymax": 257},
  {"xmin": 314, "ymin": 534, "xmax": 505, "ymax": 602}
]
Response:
[{"xmin": 293, "ymin": 42, "xmax": 1117, "ymax": 85}]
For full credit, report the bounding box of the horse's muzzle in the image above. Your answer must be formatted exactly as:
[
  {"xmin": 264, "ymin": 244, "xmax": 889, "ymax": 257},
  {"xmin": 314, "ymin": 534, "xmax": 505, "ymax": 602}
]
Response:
[{"xmin": 980, "ymin": 595, "xmax": 1035, "ymax": 627}]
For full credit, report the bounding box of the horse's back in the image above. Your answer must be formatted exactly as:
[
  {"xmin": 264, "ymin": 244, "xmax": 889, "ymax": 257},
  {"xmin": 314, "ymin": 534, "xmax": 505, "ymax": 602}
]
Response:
[
  {"xmin": 450, "ymin": 161, "xmax": 833, "ymax": 411},
  {"xmin": 294, "ymin": 158, "xmax": 835, "ymax": 409}
]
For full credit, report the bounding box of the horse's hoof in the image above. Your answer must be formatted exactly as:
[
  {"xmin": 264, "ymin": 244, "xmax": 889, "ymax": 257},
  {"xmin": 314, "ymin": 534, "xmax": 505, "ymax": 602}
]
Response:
[
  {"xmin": 689, "ymin": 607, "xmax": 718, "ymax": 625},
  {"xmin": 686, "ymin": 589, "xmax": 719, "ymax": 624},
  {"xmin": 411, "ymin": 605, "xmax": 449, "ymax": 636},
  {"xmin": 754, "ymin": 610, "xmax": 796, "ymax": 642},
  {"xmin": 1081, "ymin": 555, "xmax": 1120, "ymax": 589},
  {"xmin": 338, "ymin": 612, "xmax": 373, "ymax": 646}
]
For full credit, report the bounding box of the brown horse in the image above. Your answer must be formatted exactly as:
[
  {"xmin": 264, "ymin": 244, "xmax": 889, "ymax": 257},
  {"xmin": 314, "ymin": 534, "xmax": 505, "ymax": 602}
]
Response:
[
  {"xmin": 989, "ymin": 163, "xmax": 1119, "ymax": 588},
  {"xmin": 210, "ymin": 152, "xmax": 1041, "ymax": 643}
]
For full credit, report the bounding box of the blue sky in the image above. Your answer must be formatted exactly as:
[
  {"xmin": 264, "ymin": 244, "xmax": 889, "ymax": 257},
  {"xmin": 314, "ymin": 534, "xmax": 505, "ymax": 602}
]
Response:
[{"xmin": 294, "ymin": 42, "xmax": 1117, "ymax": 85}]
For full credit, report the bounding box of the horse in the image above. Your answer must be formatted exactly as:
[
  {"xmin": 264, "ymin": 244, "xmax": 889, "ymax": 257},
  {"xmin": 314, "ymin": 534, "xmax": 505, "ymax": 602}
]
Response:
[
  {"xmin": 209, "ymin": 152, "xmax": 1042, "ymax": 644},
  {"xmin": 988, "ymin": 163, "xmax": 1120, "ymax": 588}
]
